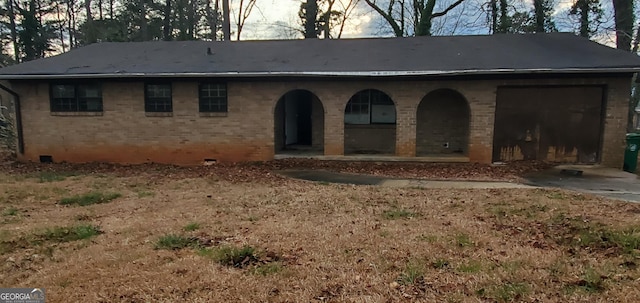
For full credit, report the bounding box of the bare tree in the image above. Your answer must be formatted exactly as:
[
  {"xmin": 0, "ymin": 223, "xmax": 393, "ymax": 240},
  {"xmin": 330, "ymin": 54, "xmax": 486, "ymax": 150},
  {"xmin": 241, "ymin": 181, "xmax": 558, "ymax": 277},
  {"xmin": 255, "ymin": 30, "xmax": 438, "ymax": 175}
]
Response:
[
  {"xmin": 234, "ymin": 0, "xmax": 257, "ymax": 40},
  {"xmin": 335, "ymin": 0, "xmax": 360, "ymax": 38},
  {"xmin": 363, "ymin": 0, "xmax": 467, "ymax": 36}
]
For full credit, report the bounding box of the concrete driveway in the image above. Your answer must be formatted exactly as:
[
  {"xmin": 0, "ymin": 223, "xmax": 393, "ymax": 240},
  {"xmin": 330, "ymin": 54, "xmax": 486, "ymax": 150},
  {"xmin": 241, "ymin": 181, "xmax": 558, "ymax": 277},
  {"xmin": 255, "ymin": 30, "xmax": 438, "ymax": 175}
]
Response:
[{"xmin": 524, "ymin": 165, "xmax": 640, "ymax": 202}]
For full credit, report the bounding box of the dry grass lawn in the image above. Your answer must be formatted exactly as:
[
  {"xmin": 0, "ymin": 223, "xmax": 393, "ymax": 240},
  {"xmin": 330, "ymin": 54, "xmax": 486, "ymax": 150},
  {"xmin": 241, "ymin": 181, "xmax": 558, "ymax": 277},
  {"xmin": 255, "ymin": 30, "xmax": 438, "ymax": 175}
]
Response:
[{"xmin": 1, "ymin": 162, "xmax": 640, "ymax": 302}]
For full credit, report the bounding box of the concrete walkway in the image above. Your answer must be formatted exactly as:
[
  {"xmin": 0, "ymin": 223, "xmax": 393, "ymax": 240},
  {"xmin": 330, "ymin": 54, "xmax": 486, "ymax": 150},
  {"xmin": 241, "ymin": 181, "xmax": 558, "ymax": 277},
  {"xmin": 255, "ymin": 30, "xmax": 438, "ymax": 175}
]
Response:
[
  {"xmin": 524, "ymin": 165, "xmax": 640, "ymax": 202},
  {"xmin": 279, "ymin": 166, "xmax": 640, "ymax": 202}
]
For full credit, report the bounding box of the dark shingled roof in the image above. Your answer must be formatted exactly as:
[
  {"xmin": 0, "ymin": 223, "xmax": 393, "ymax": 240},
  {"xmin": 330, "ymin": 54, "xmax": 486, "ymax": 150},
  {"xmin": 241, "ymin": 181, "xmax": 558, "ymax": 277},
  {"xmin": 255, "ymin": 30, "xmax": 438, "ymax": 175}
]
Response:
[{"xmin": 1, "ymin": 32, "xmax": 639, "ymax": 79}]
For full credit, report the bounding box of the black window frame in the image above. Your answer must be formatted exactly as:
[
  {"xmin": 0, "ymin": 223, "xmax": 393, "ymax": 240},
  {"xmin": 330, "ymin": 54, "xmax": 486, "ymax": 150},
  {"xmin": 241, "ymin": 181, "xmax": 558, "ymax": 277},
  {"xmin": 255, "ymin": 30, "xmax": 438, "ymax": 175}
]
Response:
[
  {"xmin": 144, "ymin": 83, "xmax": 173, "ymax": 113},
  {"xmin": 49, "ymin": 82, "xmax": 103, "ymax": 112},
  {"xmin": 345, "ymin": 89, "xmax": 396, "ymax": 125},
  {"xmin": 198, "ymin": 83, "xmax": 228, "ymax": 113}
]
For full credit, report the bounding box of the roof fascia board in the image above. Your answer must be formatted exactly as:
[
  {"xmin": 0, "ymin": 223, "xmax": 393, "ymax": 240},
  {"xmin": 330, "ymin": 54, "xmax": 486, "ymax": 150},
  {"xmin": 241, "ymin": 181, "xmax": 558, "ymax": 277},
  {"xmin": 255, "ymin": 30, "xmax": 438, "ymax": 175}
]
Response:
[{"xmin": 1, "ymin": 68, "xmax": 639, "ymax": 80}]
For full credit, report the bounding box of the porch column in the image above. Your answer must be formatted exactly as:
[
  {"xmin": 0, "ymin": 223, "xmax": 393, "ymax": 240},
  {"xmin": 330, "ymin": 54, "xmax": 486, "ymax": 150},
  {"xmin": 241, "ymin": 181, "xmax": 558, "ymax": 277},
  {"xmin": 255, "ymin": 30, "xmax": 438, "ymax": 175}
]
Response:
[
  {"xmin": 395, "ymin": 96, "xmax": 417, "ymax": 157},
  {"xmin": 324, "ymin": 98, "xmax": 344, "ymax": 156},
  {"xmin": 466, "ymin": 85, "xmax": 496, "ymax": 164}
]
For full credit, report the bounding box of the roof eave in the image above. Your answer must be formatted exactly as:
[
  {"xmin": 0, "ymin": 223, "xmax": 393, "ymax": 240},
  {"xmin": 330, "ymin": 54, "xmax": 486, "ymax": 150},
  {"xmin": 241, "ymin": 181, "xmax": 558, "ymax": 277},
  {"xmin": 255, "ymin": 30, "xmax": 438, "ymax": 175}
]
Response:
[{"xmin": 0, "ymin": 68, "xmax": 638, "ymax": 80}]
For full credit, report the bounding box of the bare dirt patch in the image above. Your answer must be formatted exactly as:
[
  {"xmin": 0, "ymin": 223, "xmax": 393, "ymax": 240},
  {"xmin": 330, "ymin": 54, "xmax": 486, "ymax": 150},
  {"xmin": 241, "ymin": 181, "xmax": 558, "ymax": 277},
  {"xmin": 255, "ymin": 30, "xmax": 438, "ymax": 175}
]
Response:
[{"xmin": 1, "ymin": 162, "xmax": 639, "ymax": 302}]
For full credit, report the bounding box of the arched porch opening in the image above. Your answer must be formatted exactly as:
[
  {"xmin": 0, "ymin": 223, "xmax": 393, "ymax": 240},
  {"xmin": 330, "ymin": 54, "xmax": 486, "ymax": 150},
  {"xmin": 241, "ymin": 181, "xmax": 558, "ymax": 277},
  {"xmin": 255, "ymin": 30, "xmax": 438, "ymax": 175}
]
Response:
[
  {"xmin": 416, "ymin": 89, "xmax": 470, "ymax": 156},
  {"xmin": 344, "ymin": 89, "xmax": 396, "ymax": 155},
  {"xmin": 274, "ymin": 90, "xmax": 324, "ymax": 154}
]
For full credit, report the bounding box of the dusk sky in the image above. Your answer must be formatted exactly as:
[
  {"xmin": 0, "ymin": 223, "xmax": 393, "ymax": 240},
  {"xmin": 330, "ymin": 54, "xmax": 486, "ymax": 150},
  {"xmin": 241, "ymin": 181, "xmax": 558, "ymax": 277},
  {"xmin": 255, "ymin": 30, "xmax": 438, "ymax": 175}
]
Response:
[{"xmin": 228, "ymin": 0, "xmax": 637, "ymax": 47}]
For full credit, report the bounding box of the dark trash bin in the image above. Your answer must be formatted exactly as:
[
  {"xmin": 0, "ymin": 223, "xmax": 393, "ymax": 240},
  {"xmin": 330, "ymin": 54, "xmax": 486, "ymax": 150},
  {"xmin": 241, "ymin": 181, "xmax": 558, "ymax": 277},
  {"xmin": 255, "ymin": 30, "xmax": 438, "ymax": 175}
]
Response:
[{"xmin": 623, "ymin": 133, "xmax": 640, "ymax": 173}]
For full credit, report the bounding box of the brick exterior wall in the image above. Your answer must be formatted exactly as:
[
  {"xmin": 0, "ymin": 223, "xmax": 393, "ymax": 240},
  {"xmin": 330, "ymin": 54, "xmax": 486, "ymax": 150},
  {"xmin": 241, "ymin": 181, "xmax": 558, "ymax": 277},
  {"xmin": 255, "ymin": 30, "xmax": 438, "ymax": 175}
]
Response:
[
  {"xmin": 416, "ymin": 89, "xmax": 470, "ymax": 155},
  {"xmin": 11, "ymin": 76, "xmax": 631, "ymax": 167},
  {"xmin": 345, "ymin": 124, "xmax": 396, "ymax": 154}
]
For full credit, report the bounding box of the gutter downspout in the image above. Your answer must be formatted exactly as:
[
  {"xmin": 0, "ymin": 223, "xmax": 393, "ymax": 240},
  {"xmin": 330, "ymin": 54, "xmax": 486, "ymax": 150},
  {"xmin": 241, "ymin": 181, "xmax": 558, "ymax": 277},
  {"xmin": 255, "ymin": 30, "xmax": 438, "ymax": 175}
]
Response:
[{"xmin": 0, "ymin": 82, "xmax": 23, "ymax": 155}]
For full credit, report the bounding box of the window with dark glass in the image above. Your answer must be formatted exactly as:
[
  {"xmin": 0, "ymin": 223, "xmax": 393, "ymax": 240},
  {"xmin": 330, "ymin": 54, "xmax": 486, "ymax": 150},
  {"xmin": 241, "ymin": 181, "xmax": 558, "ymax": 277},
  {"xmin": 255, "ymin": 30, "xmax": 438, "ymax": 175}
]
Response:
[
  {"xmin": 145, "ymin": 83, "xmax": 172, "ymax": 112},
  {"xmin": 50, "ymin": 83, "xmax": 102, "ymax": 112},
  {"xmin": 344, "ymin": 89, "xmax": 396, "ymax": 124},
  {"xmin": 199, "ymin": 83, "xmax": 227, "ymax": 112}
]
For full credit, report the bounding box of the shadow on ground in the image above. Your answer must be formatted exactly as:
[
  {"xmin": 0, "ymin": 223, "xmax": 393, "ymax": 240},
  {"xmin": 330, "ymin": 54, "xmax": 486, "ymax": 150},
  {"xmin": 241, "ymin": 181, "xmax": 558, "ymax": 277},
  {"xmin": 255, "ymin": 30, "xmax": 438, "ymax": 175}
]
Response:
[{"xmin": 278, "ymin": 170, "xmax": 533, "ymax": 189}]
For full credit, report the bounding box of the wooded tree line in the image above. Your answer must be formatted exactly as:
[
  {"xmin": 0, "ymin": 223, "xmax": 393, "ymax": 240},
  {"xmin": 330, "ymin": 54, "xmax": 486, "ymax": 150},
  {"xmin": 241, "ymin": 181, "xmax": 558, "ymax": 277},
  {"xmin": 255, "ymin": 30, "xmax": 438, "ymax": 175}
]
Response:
[{"xmin": 0, "ymin": 0, "xmax": 637, "ymax": 65}]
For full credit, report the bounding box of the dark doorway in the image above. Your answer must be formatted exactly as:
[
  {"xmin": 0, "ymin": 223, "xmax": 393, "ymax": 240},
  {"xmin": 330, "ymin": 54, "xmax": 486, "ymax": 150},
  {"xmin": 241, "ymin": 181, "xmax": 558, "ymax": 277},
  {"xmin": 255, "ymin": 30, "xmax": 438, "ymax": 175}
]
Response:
[
  {"xmin": 296, "ymin": 95, "xmax": 312, "ymax": 145},
  {"xmin": 492, "ymin": 86, "xmax": 605, "ymax": 164},
  {"xmin": 274, "ymin": 90, "xmax": 324, "ymax": 153}
]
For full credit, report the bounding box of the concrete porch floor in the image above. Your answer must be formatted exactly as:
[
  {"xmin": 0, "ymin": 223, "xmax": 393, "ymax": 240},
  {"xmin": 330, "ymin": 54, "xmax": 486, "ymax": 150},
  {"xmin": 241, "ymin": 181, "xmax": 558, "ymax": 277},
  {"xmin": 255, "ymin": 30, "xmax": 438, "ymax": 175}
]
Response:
[{"xmin": 274, "ymin": 153, "xmax": 470, "ymax": 163}]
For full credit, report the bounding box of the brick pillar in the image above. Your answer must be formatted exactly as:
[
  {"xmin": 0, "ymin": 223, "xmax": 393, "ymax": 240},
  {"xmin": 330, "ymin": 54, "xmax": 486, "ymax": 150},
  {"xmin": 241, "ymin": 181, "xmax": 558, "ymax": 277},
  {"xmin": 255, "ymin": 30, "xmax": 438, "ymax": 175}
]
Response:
[
  {"xmin": 395, "ymin": 96, "xmax": 417, "ymax": 157},
  {"xmin": 324, "ymin": 97, "xmax": 344, "ymax": 156},
  {"xmin": 601, "ymin": 78, "xmax": 630, "ymax": 168},
  {"xmin": 466, "ymin": 85, "xmax": 496, "ymax": 164}
]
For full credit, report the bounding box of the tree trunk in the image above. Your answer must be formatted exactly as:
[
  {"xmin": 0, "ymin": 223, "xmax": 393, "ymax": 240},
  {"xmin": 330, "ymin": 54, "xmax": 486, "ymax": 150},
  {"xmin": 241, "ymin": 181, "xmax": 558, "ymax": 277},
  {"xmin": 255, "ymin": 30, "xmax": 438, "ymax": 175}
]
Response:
[
  {"xmin": 533, "ymin": 0, "xmax": 545, "ymax": 32},
  {"xmin": 612, "ymin": 0, "xmax": 633, "ymax": 51},
  {"xmin": 578, "ymin": 0, "xmax": 589, "ymax": 37},
  {"xmin": 163, "ymin": 0, "xmax": 172, "ymax": 40},
  {"xmin": 205, "ymin": 0, "xmax": 218, "ymax": 40},
  {"xmin": 236, "ymin": 0, "xmax": 244, "ymax": 40},
  {"xmin": 187, "ymin": 0, "xmax": 195, "ymax": 39},
  {"xmin": 222, "ymin": 0, "xmax": 230, "ymax": 40},
  {"xmin": 67, "ymin": 0, "xmax": 75, "ymax": 48},
  {"xmin": 304, "ymin": 0, "xmax": 318, "ymax": 38},
  {"xmin": 416, "ymin": 0, "xmax": 436, "ymax": 36},
  {"xmin": 498, "ymin": 0, "xmax": 508, "ymax": 33},
  {"xmin": 490, "ymin": 0, "xmax": 497, "ymax": 33},
  {"xmin": 85, "ymin": 0, "xmax": 92, "ymax": 22},
  {"xmin": 85, "ymin": 0, "xmax": 95, "ymax": 43},
  {"xmin": 56, "ymin": 2, "xmax": 66, "ymax": 52},
  {"xmin": 139, "ymin": 0, "xmax": 148, "ymax": 41},
  {"xmin": 8, "ymin": 0, "xmax": 20, "ymax": 62}
]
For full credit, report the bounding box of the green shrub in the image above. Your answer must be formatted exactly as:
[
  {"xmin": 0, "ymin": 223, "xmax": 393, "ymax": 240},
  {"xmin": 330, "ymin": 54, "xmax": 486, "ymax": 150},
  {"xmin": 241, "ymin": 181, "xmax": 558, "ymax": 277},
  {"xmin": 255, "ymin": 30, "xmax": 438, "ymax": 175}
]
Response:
[
  {"xmin": 34, "ymin": 225, "xmax": 102, "ymax": 243},
  {"xmin": 59, "ymin": 192, "xmax": 122, "ymax": 206},
  {"xmin": 200, "ymin": 245, "xmax": 258, "ymax": 268},
  {"xmin": 154, "ymin": 234, "xmax": 198, "ymax": 250}
]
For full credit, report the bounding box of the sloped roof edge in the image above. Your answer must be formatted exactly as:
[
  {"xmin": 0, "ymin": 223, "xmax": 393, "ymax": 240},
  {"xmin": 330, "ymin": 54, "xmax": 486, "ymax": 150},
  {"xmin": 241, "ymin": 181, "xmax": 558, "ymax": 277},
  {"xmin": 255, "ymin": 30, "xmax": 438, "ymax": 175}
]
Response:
[{"xmin": 1, "ymin": 33, "xmax": 639, "ymax": 79}]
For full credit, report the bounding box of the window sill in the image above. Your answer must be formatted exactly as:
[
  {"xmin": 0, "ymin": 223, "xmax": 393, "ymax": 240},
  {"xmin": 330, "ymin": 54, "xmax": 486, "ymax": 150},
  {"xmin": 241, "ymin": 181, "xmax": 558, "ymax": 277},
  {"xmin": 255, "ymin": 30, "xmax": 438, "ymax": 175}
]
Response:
[
  {"xmin": 145, "ymin": 112, "xmax": 173, "ymax": 117},
  {"xmin": 51, "ymin": 111, "xmax": 103, "ymax": 116},
  {"xmin": 199, "ymin": 112, "xmax": 228, "ymax": 117}
]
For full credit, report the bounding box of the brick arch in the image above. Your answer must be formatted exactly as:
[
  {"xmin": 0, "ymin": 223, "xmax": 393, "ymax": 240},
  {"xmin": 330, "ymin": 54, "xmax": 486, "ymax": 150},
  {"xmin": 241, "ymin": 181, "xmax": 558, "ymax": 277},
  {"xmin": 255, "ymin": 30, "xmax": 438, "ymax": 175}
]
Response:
[
  {"xmin": 271, "ymin": 87, "xmax": 326, "ymax": 115},
  {"xmin": 416, "ymin": 88, "xmax": 470, "ymax": 156},
  {"xmin": 274, "ymin": 89, "xmax": 325, "ymax": 154},
  {"xmin": 343, "ymin": 89, "xmax": 397, "ymax": 155}
]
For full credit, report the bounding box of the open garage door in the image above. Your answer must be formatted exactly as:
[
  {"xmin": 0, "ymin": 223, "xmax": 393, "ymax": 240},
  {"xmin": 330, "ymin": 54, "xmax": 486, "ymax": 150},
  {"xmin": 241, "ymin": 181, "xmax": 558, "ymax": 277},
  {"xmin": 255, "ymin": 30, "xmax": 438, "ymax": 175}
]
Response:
[{"xmin": 492, "ymin": 86, "xmax": 605, "ymax": 164}]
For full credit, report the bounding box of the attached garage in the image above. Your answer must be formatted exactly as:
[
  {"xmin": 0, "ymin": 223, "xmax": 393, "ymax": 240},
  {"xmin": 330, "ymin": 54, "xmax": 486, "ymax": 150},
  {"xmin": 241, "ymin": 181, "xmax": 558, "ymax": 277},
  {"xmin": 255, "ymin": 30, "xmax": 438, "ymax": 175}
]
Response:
[{"xmin": 492, "ymin": 86, "xmax": 605, "ymax": 163}]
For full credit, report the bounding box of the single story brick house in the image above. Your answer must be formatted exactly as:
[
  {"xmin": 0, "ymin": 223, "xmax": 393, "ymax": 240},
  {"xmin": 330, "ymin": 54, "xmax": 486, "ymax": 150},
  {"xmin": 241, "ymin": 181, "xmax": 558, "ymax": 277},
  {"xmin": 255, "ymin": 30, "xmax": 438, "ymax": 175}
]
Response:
[{"xmin": 0, "ymin": 33, "xmax": 639, "ymax": 166}]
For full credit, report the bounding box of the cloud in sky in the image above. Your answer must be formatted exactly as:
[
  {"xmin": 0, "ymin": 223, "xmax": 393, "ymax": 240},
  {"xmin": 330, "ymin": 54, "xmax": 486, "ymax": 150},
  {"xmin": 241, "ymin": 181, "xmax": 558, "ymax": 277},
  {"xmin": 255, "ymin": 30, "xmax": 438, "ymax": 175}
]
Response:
[
  {"xmin": 232, "ymin": 0, "xmax": 378, "ymax": 40},
  {"xmin": 230, "ymin": 0, "xmax": 631, "ymax": 48}
]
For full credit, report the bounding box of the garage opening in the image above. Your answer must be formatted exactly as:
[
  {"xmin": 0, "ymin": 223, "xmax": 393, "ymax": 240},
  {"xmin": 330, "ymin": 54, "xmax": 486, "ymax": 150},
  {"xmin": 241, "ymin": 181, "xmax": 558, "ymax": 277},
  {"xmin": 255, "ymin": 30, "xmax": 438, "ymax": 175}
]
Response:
[
  {"xmin": 416, "ymin": 89, "xmax": 470, "ymax": 156},
  {"xmin": 344, "ymin": 89, "xmax": 396, "ymax": 155},
  {"xmin": 274, "ymin": 90, "xmax": 324, "ymax": 154},
  {"xmin": 492, "ymin": 86, "xmax": 605, "ymax": 163}
]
